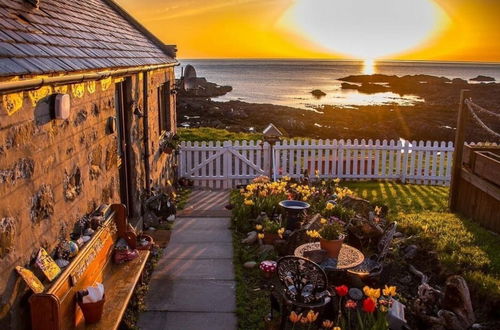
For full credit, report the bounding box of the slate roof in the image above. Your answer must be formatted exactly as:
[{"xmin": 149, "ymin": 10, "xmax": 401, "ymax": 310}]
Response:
[{"xmin": 0, "ymin": 0, "xmax": 177, "ymax": 77}]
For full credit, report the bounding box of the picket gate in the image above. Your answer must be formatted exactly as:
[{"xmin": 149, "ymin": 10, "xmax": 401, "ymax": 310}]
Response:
[{"xmin": 178, "ymin": 139, "xmax": 455, "ymax": 188}]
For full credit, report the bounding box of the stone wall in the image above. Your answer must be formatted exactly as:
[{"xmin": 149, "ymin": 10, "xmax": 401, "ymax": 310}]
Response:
[{"xmin": 0, "ymin": 67, "xmax": 176, "ymax": 328}]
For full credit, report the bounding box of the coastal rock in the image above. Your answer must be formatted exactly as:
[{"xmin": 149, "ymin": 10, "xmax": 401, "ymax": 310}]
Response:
[
  {"xmin": 311, "ymin": 89, "xmax": 326, "ymax": 97},
  {"xmin": 341, "ymin": 82, "xmax": 359, "ymax": 90},
  {"xmin": 470, "ymin": 75, "xmax": 495, "ymax": 82},
  {"xmin": 358, "ymin": 82, "xmax": 388, "ymax": 94}
]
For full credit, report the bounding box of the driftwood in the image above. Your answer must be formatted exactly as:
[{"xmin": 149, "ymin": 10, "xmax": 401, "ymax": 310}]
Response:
[{"xmin": 413, "ymin": 273, "xmax": 475, "ymax": 330}]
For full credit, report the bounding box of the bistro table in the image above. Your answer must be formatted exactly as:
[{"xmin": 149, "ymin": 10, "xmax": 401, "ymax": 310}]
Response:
[{"xmin": 294, "ymin": 242, "xmax": 364, "ymax": 271}]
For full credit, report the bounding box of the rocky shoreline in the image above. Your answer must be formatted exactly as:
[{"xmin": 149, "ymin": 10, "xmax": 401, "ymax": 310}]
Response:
[{"xmin": 177, "ymin": 74, "xmax": 500, "ymax": 143}]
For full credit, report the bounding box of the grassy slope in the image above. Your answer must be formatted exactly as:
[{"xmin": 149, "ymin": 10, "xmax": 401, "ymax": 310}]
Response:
[
  {"xmin": 346, "ymin": 181, "xmax": 500, "ymax": 302},
  {"xmin": 177, "ymin": 127, "xmax": 262, "ymax": 142}
]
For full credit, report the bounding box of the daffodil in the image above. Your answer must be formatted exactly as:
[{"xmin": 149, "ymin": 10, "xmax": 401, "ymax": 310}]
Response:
[
  {"xmin": 244, "ymin": 199, "xmax": 254, "ymax": 206},
  {"xmin": 333, "ymin": 327, "xmax": 341, "ymax": 330},
  {"xmin": 289, "ymin": 311, "xmax": 301, "ymax": 323},
  {"xmin": 325, "ymin": 202, "xmax": 334, "ymax": 210},
  {"xmin": 363, "ymin": 286, "xmax": 381, "ymax": 300},
  {"xmin": 257, "ymin": 233, "xmax": 264, "ymax": 240},
  {"xmin": 383, "ymin": 285, "xmax": 397, "ymax": 297},
  {"xmin": 374, "ymin": 205, "xmax": 382, "ymax": 215},
  {"xmin": 306, "ymin": 230, "xmax": 321, "ymax": 238},
  {"xmin": 278, "ymin": 227, "xmax": 285, "ymax": 239},
  {"xmin": 333, "ymin": 178, "xmax": 340, "ymax": 184},
  {"xmin": 320, "ymin": 218, "xmax": 327, "ymax": 224},
  {"xmin": 255, "ymin": 224, "xmax": 263, "ymax": 231}
]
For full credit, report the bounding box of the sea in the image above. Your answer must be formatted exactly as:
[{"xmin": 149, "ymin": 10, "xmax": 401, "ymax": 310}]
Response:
[{"xmin": 175, "ymin": 59, "xmax": 500, "ymax": 109}]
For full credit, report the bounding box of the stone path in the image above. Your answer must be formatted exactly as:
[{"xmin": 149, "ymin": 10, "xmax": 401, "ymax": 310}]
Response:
[{"xmin": 138, "ymin": 190, "xmax": 236, "ymax": 330}]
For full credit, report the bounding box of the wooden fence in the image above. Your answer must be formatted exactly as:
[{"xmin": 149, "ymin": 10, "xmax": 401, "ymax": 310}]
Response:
[{"xmin": 178, "ymin": 139, "xmax": 455, "ymax": 188}]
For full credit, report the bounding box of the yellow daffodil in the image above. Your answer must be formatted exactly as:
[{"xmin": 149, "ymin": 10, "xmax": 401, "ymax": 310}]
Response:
[
  {"xmin": 322, "ymin": 320, "xmax": 334, "ymax": 328},
  {"xmin": 321, "ymin": 180, "xmax": 326, "ymax": 185},
  {"xmin": 374, "ymin": 206, "xmax": 382, "ymax": 215},
  {"xmin": 380, "ymin": 305, "xmax": 388, "ymax": 312},
  {"xmin": 383, "ymin": 285, "xmax": 397, "ymax": 297},
  {"xmin": 255, "ymin": 224, "xmax": 263, "ymax": 231},
  {"xmin": 278, "ymin": 227, "xmax": 285, "ymax": 239},
  {"xmin": 289, "ymin": 311, "xmax": 301, "ymax": 323},
  {"xmin": 363, "ymin": 286, "xmax": 381, "ymax": 300},
  {"xmin": 305, "ymin": 310, "xmax": 318, "ymax": 323},
  {"xmin": 320, "ymin": 217, "xmax": 327, "ymax": 224},
  {"xmin": 259, "ymin": 190, "xmax": 267, "ymax": 197},
  {"xmin": 306, "ymin": 230, "xmax": 321, "ymax": 238},
  {"xmin": 244, "ymin": 199, "xmax": 254, "ymax": 206},
  {"xmin": 258, "ymin": 233, "xmax": 264, "ymax": 240},
  {"xmin": 239, "ymin": 189, "xmax": 245, "ymax": 194},
  {"xmin": 325, "ymin": 202, "xmax": 334, "ymax": 210},
  {"xmin": 333, "ymin": 327, "xmax": 342, "ymax": 330},
  {"xmin": 333, "ymin": 178, "xmax": 340, "ymax": 184}
]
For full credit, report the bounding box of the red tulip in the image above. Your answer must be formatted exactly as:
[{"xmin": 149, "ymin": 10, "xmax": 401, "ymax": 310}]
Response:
[
  {"xmin": 362, "ymin": 297, "xmax": 376, "ymax": 313},
  {"xmin": 335, "ymin": 285, "xmax": 349, "ymax": 297}
]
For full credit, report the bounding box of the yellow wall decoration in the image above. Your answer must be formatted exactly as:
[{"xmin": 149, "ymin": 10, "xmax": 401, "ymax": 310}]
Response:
[
  {"xmin": 54, "ymin": 85, "xmax": 68, "ymax": 94},
  {"xmin": 72, "ymin": 83, "xmax": 85, "ymax": 98},
  {"xmin": 114, "ymin": 77, "xmax": 124, "ymax": 83},
  {"xmin": 2, "ymin": 93, "xmax": 24, "ymax": 116},
  {"xmin": 101, "ymin": 77, "xmax": 112, "ymax": 91},
  {"xmin": 87, "ymin": 81, "xmax": 96, "ymax": 94},
  {"xmin": 28, "ymin": 85, "xmax": 52, "ymax": 106}
]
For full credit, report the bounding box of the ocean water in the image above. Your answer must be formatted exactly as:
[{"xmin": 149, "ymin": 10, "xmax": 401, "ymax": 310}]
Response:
[{"xmin": 175, "ymin": 59, "xmax": 500, "ymax": 109}]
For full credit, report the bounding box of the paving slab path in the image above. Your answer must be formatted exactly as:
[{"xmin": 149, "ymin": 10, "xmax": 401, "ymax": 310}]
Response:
[{"xmin": 138, "ymin": 189, "xmax": 236, "ymax": 330}]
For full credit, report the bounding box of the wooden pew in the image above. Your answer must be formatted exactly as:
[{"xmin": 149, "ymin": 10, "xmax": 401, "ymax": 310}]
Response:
[{"xmin": 29, "ymin": 204, "xmax": 150, "ymax": 330}]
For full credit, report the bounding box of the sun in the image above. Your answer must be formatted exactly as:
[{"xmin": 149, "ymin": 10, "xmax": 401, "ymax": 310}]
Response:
[{"xmin": 279, "ymin": 0, "xmax": 449, "ymax": 60}]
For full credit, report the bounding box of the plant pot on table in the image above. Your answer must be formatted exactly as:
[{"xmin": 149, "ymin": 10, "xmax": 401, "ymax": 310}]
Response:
[{"xmin": 320, "ymin": 235, "xmax": 345, "ymax": 259}]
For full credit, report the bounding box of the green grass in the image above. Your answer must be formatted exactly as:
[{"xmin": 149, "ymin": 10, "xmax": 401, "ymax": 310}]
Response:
[
  {"xmin": 346, "ymin": 181, "xmax": 500, "ymax": 303},
  {"xmin": 177, "ymin": 127, "xmax": 262, "ymax": 142}
]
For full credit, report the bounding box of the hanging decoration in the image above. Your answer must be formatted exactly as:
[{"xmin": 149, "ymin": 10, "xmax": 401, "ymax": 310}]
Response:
[
  {"xmin": 28, "ymin": 85, "xmax": 52, "ymax": 106},
  {"xmin": 2, "ymin": 92, "xmax": 24, "ymax": 116},
  {"xmin": 72, "ymin": 83, "xmax": 85, "ymax": 98},
  {"xmin": 100, "ymin": 77, "xmax": 112, "ymax": 91},
  {"xmin": 87, "ymin": 81, "xmax": 96, "ymax": 94},
  {"xmin": 54, "ymin": 85, "xmax": 69, "ymax": 94}
]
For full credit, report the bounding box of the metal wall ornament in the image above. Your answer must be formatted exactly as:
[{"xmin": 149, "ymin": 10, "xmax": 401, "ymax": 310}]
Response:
[
  {"xmin": 54, "ymin": 85, "xmax": 69, "ymax": 94},
  {"xmin": 28, "ymin": 85, "xmax": 53, "ymax": 106},
  {"xmin": 2, "ymin": 92, "xmax": 24, "ymax": 116},
  {"xmin": 72, "ymin": 83, "xmax": 85, "ymax": 98},
  {"xmin": 100, "ymin": 77, "xmax": 112, "ymax": 91},
  {"xmin": 87, "ymin": 81, "xmax": 96, "ymax": 94}
]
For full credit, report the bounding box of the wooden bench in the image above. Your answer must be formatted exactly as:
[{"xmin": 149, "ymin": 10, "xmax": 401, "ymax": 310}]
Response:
[{"xmin": 29, "ymin": 204, "xmax": 150, "ymax": 330}]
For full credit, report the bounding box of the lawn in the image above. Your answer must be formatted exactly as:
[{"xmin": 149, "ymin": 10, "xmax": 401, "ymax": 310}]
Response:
[
  {"xmin": 233, "ymin": 180, "xmax": 500, "ymax": 329},
  {"xmin": 177, "ymin": 127, "xmax": 262, "ymax": 142}
]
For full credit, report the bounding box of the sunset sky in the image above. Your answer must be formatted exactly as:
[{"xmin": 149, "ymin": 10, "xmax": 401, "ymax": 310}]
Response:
[{"xmin": 118, "ymin": 0, "xmax": 500, "ymax": 62}]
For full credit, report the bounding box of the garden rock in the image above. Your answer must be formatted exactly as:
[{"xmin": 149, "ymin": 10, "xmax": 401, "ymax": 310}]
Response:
[
  {"xmin": 394, "ymin": 231, "xmax": 404, "ymax": 238},
  {"xmin": 340, "ymin": 196, "xmax": 373, "ymax": 218},
  {"xmin": 241, "ymin": 231, "xmax": 257, "ymax": 244},
  {"xmin": 403, "ymin": 245, "xmax": 418, "ymax": 259},
  {"xmin": 243, "ymin": 261, "xmax": 257, "ymax": 269}
]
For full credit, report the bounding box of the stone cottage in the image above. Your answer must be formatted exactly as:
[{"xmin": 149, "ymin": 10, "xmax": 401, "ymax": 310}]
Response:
[{"xmin": 0, "ymin": 0, "xmax": 177, "ymax": 327}]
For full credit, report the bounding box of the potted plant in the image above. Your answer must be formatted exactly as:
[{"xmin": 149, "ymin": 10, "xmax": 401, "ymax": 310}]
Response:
[
  {"xmin": 307, "ymin": 217, "xmax": 346, "ymax": 258},
  {"xmin": 256, "ymin": 217, "xmax": 285, "ymax": 245}
]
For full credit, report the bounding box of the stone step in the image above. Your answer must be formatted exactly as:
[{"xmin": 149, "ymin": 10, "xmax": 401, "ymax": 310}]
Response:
[
  {"xmin": 151, "ymin": 258, "xmax": 234, "ymax": 281},
  {"xmin": 163, "ymin": 242, "xmax": 233, "ymax": 259},
  {"xmin": 138, "ymin": 311, "xmax": 237, "ymax": 330}
]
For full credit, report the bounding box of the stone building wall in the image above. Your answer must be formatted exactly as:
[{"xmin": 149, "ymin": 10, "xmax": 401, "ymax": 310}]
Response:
[{"xmin": 0, "ymin": 66, "xmax": 176, "ymax": 328}]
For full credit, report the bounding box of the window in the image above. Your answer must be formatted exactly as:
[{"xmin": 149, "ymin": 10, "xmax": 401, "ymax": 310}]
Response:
[{"xmin": 158, "ymin": 82, "xmax": 171, "ymax": 133}]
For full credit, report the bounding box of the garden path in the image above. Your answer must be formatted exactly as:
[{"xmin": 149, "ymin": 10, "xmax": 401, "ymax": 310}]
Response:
[{"xmin": 138, "ymin": 189, "xmax": 237, "ymax": 330}]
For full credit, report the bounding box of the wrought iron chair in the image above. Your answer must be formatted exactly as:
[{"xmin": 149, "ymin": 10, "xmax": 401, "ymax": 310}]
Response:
[
  {"xmin": 272, "ymin": 256, "xmax": 331, "ymax": 329},
  {"xmin": 347, "ymin": 222, "xmax": 397, "ymax": 280}
]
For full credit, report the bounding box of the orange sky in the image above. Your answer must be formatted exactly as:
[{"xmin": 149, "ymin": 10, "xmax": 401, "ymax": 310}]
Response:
[{"xmin": 118, "ymin": 0, "xmax": 500, "ymax": 62}]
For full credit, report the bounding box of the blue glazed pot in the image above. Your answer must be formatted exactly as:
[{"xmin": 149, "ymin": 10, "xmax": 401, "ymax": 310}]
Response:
[{"xmin": 279, "ymin": 200, "xmax": 310, "ymax": 230}]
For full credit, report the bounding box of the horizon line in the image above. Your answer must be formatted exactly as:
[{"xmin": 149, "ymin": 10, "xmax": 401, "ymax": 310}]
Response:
[{"xmin": 176, "ymin": 58, "xmax": 500, "ymax": 65}]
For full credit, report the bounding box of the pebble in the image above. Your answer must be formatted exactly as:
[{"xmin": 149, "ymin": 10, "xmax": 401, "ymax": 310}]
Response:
[
  {"xmin": 242, "ymin": 231, "xmax": 257, "ymax": 244},
  {"xmin": 243, "ymin": 261, "xmax": 257, "ymax": 269},
  {"xmin": 167, "ymin": 215, "xmax": 175, "ymax": 223},
  {"xmin": 148, "ymin": 227, "xmax": 156, "ymax": 231}
]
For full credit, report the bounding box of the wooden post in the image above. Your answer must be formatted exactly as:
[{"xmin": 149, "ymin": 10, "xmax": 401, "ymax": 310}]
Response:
[{"xmin": 449, "ymin": 89, "xmax": 470, "ymax": 211}]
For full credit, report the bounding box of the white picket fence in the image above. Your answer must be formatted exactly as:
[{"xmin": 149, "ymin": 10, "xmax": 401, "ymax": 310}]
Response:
[{"xmin": 178, "ymin": 139, "xmax": 455, "ymax": 188}]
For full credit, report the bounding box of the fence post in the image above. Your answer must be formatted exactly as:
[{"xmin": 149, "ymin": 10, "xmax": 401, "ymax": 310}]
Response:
[
  {"xmin": 449, "ymin": 90, "xmax": 470, "ymax": 210},
  {"xmin": 223, "ymin": 140, "xmax": 232, "ymax": 189},
  {"xmin": 401, "ymin": 140, "xmax": 409, "ymax": 184}
]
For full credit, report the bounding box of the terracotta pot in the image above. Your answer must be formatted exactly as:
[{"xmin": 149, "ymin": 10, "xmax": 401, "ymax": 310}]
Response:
[
  {"xmin": 78, "ymin": 294, "xmax": 105, "ymax": 324},
  {"xmin": 262, "ymin": 233, "xmax": 280, "ymax": 245},
  {"xmin": 320, "ymin": 236, "xmax": 344, "ymax": 259}
]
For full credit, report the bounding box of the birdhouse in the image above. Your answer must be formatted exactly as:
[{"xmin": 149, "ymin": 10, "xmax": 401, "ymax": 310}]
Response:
[{"xmin": 262, "ymin": 123, "xmax": 283, "ymax": 144}]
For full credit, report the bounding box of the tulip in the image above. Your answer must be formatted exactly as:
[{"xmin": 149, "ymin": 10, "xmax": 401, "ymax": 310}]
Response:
[
  {"xmin": 383, "ymin": 285, "xmax": 397, "ymax": 297},
  {"xmin": 257, "ymin": 233, "xmax": 264, "ymax": 240},
  {"xmin": 362, "ymin": 297, "xmax": 376, "ymax": 313},
  {"xmin": 289, "ymin": 311, "xmax": 301, "ymax": 323},
  {"xmin": 345, "ymin": 299, "xmax": 357, "ymax": 309},
  {"xmin": 305, "ymin": 310, "xmax": 318, "ymax": 323},
  {"xmin": 322, "ymin": 320, "xmax": 334, "ymax": 328},
  {"xmin": 335, "ymin": 285, "xmax": 349, "ymax": 297}
]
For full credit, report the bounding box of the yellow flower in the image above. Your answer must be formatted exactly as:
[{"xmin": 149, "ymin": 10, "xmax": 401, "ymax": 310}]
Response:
[
  {"xmin": 383, "ymin": 285, "xmax": 397, "ymax": 297},
  {"xmin": 315, "ymin": 169, "xmax": 320, "ymax": 177},
  {"xmin": 239, "ymin": 189, "xmax": 245, "ymax": 194},
  {"xmin": 278, "ymin": 227, "xmax": 285, "ymax": 239},
  {"xmin": 325, "ymin": 202, "xmax": 334, "ymax": 210},
  {"xmin": 380, "ymin": 305, "xmax": 388, "ymax": 313},
  {"xmin": 289, "ymin": 311, "xmax": 301, "ymax": 323},
  {"xmin": 333, "ymin": 178, "xmax": 340, "ymax": 184},
  {"xmin": 320, "ymin": 217, "xmax": 327, "ymax": 224},
  {"xmin": 259, "ymin": 190, "xmax": 268, "ymax": 197},
  {"xmin": 244, "ymin": 200, "xmax": 254, "ymax": 206},
  {"xmin": 321, "ymin": 180, "xmax": 326, "ymax": 186},
  {"xmin": 306, "ymin": 230, "xmax": 321, "ymax": 238},
  {"xmin": 258, "ymin": 233, "xmax": 264, "ymax": 240},
  {"xmin": 305, "ymin": 310, "xmax": 318, "ymax": 323},
  {"xmin": 322, "ymin": 320, "xmax": 334, "ymax": 328},
  {"xmin": 363, "ymin": 286, "xmax": 381, "ymax": 300},
  {"xmin": 333, "ymin": 327, "xmax": 342, "ymax": 330},
  {"xmin": 255, "ymin": 224, "xmax": 263, "ymax": 231}
]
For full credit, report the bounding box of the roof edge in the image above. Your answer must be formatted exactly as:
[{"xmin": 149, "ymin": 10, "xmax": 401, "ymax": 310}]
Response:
[{"xmin": 102, "ymin": 0, "xmax": 178, "ymax": 60}]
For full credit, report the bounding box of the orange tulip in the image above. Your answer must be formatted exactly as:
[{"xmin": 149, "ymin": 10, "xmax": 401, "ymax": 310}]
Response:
[{"xmin": 289, "ymin": 311, "xmax": 301, "ymax": 323}]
